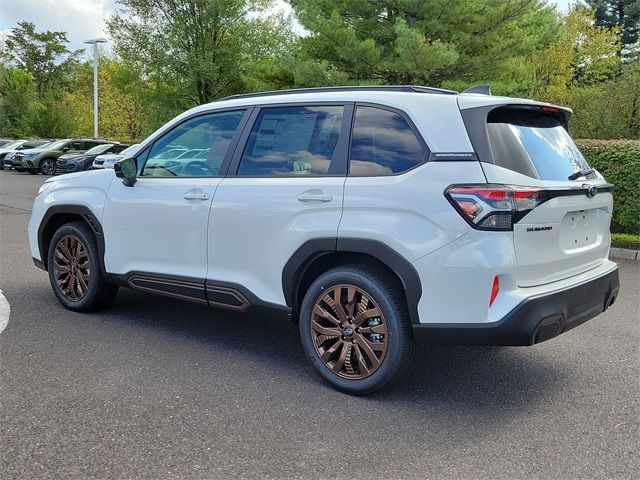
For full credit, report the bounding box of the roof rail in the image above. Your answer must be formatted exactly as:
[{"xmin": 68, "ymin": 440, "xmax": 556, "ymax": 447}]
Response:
[
  {"xmin": 462, "ymin": 84, "xmax": 492, "ymax": 95},
  {"xmin": 218, "ymin": 85, "xmax": 458, "ymax": 101}
]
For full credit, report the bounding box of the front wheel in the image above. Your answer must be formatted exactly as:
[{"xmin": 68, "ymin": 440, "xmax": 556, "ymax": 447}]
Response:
[
  {"xmin": 47, "ymin": 221, "xmax": 118, "ymax": 311},
  {"xmin": 39, "ymin": 159, "xmax": 56, "ymax": 175},
  {"xmin": 299, "ymin": 265, "xmax": 416, "ymax": 395}
]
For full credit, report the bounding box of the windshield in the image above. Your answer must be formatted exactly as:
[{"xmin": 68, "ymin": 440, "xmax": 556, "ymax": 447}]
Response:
[
  {"xmin": 487, "ymin": 108, "xmax": 592, "ymax": 181},
  {"xmin": 2, "ymin": 140, "xmax": 23, "ymax": 149},
  {"xmin": 45, "ymin": 139, "xmax": 72, "ymax": 150},
  {"xmin": 85, "ymin": 144, "xmax": 113, "ymax": 155}
]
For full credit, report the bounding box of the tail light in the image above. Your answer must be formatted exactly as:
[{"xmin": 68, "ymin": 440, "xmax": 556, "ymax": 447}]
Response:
[{"xmin": 445, "ymin": 184, "xmax": 542, "ymax": 231}]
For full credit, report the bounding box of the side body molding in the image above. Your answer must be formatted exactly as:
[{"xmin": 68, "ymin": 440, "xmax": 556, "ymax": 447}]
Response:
[{"xmin": 282, "ymin": 238, "xmax": 423, "ymax": 324}]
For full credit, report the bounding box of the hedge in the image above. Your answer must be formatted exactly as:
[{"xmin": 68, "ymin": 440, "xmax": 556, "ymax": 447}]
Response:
[
  {"xmin": 611, "ymin": 233, "xmax": 640, "ymax": 250},
  {"xmin": 576, "ymin": 139, "xmax": 640, "ymax": 235}
]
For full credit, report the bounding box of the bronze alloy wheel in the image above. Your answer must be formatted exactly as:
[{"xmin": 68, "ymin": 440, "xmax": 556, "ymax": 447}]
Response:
[
  {"xmin": 311, "ymin": 284, "xmax": 388, "ymax": 379},
  {"xmin": 53, "ymin": 234, "xmax": 91, "ymax": 302}
]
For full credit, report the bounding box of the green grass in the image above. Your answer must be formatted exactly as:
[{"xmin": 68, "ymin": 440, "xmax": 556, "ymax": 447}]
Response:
[{"xmin": 611, "ymin": 233, "xmax": 640, "ymax": 250}]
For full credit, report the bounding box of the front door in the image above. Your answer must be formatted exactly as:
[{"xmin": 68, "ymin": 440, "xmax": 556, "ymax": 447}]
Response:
[{"xmin": 102, "ymin": 109, "xmax": 248, "ymax": 281}]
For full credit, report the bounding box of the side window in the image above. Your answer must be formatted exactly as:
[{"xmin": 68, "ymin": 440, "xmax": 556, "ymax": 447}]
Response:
[
  {"xmin": 349, "ymin": 106, "xmax": 426, "ymax": 176},
  {"xmin": 112, "ymin": 145, "xmax": 128, "ymax": 154},
  {"xmin": 62, "ymin": 141, "xmax": 80, "ymax": 152},
  {"xmin": 84, "ymin": 141, "xmax": 100, "ymax": 150},
  {"xmin": 142, "ymin": 110, "xmax": 245, "ymax": 177},
  {"xmin": 237, "ymin": 105, "xmax": 344, "ymax": 176}
]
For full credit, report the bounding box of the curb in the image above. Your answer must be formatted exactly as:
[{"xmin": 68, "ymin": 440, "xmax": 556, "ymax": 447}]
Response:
[{"xmin": 610, "ymin": 247, "xmax": 639, "ymax": 261}]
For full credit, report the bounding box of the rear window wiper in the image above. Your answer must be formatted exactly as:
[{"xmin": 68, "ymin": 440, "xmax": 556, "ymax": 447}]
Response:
[{"xmin": 568, "ymin": 168, "xmax": 595, "ymax": 180}]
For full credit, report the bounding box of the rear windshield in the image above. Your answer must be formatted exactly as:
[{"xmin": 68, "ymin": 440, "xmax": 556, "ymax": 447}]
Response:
[{"xmin": 487, "ymin": 108, "xmax": 592, "ymax": 180}]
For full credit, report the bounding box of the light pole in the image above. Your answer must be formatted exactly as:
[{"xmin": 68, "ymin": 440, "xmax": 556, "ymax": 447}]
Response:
[{"xmin": 83, "ymin": 38, "xmax": 107, "ymax": 139}]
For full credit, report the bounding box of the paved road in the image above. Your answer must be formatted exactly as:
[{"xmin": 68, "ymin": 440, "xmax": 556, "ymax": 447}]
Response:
[{"xmin": 1, "ymin": 170, "xmax": 638, "ymax": 479}]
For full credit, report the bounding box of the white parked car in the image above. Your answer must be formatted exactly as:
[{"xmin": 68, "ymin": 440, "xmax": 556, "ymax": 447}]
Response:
[
  {"xmin": 92, "ymin": 144, "xmax": 140, "ymax": 169},
  {"xmin": 0, "ymin": 139, "xmax": 49, "ymax": 169},
  {"xmin": 28, "ymin": 86, "xmax": 619, "ymax": 394}
]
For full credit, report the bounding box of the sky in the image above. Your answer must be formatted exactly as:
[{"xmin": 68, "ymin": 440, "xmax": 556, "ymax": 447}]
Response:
[{"xmin": 0, "ymin": 0, "xmax": 576, "ymax": 59}]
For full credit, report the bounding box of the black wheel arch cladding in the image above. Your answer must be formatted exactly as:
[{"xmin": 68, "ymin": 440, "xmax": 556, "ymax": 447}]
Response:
[{"xmin": 282, "ymin": 238, "xmax": 422, "ymax": 324}]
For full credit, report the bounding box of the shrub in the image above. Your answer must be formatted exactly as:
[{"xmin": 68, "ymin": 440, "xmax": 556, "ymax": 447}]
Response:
[
  {"xmin": 611, "ymin": 233, "xmax": 640, "ymax": 250},
  {"xmin": 577, "ymin": 139, "xmax": 640, "ymax": 235}
]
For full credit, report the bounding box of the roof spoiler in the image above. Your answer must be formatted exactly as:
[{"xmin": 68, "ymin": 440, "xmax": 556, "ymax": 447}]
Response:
[{"xmin": 462, "ymin": 84, "xmax": 491, "ymax": 95}]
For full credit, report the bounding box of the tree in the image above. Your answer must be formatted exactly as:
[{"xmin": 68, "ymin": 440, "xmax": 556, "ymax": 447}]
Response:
[
  {"xmin": 587, "ymin": 0, "xmax": 640, "ymax": 48},
  {"xmin": 511, "ymin": 5, "xmax": 621, "ymax": 101},
  {"xmin": 0, "ymin": 66, "xmax": 40, "ymax": 137},
  {"xmin": 288, "ymin": 0, "xmax": 561, "ymax": 86},
  {"xmin": 107, "ymin": 0, "xmax": 291, "ymax": 108},
  {"xmin": 1, "ymin": 21, "xmax": 82, "ymax": 97},
  {"xmin": 63, "ymin": 59, "xmax": 151, "ymax": 141},
  {"xmin": 569, "ymin": 61, "xmax": 640, "ymax": 138}
]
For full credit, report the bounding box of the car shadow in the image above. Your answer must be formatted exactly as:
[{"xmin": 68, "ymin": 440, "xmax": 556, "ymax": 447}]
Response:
[{"xmin": 94, "ymin": 288, "xmax": 569, "ymax": 415}]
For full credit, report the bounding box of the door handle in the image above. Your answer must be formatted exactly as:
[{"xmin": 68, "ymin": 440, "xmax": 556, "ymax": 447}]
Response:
[
  {"xmin": 184, "ymin": 191, "xmax": 210, "ymax": 201},
  {"xmin": 298, "ymin": 191, "xmax": 333, "ymax": 203}
]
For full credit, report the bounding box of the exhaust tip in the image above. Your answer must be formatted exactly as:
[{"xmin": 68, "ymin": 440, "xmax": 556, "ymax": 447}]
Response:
[{"xmin": 534, "ymin": 315, "xmax": 564, "ymax": 344}]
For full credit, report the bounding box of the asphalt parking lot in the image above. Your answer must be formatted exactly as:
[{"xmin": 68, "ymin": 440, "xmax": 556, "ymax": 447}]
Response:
[{"xmin": 0, "ymin": 170, "xmax": 638, "ymax": 479}]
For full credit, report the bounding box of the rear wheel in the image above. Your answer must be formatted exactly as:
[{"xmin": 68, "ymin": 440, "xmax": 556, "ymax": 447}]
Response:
[
  {"xmin": 40, "ymin": 159, "xmax": 56, "ymax": 175},
  {"xmin": 299, "ymin": 265, "xmax": 416, "ymax": 395},
  {"xmin": 47, "ymin": 221, "xmax": 118, "ymax": 311}
]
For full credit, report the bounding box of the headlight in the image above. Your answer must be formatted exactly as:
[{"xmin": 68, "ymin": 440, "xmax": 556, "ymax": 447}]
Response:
[{"xmin": 37, "ymin": 181, "xmax": 55, "ymax": 196}]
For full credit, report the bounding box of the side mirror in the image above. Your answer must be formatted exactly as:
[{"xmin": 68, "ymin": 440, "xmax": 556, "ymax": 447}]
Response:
[
  {"xmin": 61, "ymin": 145, "xmax": 70, "ymax": 152},
  {"xmin": 114, "ymin": 157, "xmax": 138, "ymax": 187}
]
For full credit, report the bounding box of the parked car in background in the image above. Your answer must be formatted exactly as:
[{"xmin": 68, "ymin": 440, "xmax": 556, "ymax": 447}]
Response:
[
  {"xmin": 56, "ymin": 143, "xmax": 131, "ymax": 173},
  {"xmin": 0, "ymin": 139, "xmax": 14, "ymax": 147},
  {"xmin": 14, "ymin": 138, "xmax": 111, "ymax": 175},
  {"xmin": 92, "ymin": 144, "xmax": 140, "ymax": 169},
  {"xmin": 0, "ymin": 140, "xmax": 50, "ymax": 170}
]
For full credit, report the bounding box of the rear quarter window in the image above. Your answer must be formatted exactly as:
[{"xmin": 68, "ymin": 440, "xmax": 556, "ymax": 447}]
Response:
[{"xmin": 349, "ymin": 106, "xmax": 426, "ymax": 176}]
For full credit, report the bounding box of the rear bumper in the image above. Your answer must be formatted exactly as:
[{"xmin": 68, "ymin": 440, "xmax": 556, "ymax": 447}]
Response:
[{"xmin": 413, "ymin": 266, "xmax": 619, "ymax": 346}]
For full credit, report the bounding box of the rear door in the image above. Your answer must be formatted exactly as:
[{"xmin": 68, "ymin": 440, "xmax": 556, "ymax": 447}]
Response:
[
  {"xmin": 207, "ymin": 103, "xmax": 351, "ymax": 306},
  {"xmin": 464, "ymin": 103, "xmax": 613, "ymax": 287}
]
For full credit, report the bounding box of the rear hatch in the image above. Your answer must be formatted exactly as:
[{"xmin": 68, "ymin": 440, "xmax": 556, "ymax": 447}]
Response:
[{"xmin": 463, "ymin": 102, "xmax": 613, "ymax": 287}]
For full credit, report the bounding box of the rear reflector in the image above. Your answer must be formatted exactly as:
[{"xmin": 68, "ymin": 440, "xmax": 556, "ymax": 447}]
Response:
[{"xmin": 489, "ymin": 276, "xmax": 500, "ymax": 307}]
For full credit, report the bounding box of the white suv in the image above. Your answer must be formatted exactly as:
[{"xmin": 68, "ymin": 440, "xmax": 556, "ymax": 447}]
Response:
[{"xmin": 28, "ymin": 86, "xmax": 620, "ymax": 394}]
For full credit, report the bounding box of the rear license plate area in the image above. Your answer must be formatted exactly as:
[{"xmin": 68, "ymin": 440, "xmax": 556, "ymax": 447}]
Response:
[{"xmin": 560, "ymin": 209, "xmax": 598, "ymax": 251}]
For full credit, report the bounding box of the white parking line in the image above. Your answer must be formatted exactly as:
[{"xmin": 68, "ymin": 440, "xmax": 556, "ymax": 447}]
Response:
[{"xmin": 0, "ymin": 289, "xmax": 9, "ymax": 334}]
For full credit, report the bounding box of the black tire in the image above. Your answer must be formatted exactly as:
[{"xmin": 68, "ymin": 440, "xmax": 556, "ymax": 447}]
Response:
[
  {"xmin": 39, "ymin": 158, "xmax": 56, "ymax": 175},
  {"xmin": 47, "ymin": 221, "xmax": 118, "ymax": 312},
  {"xmin": 299, "ymin": 264, "xmax": 416, "ymax": 395}
]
